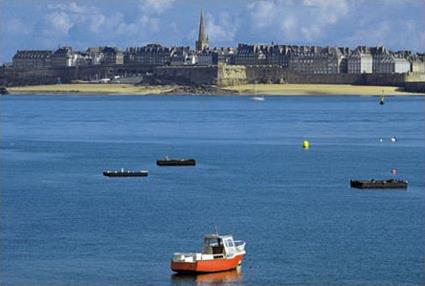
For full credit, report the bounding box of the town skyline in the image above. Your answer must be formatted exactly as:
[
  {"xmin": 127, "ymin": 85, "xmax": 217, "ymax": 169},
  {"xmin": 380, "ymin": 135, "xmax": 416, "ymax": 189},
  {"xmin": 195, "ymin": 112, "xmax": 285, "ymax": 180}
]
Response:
[{"xmin": 1, "ymin": 0, "xmax": 425, "ymax": 64}]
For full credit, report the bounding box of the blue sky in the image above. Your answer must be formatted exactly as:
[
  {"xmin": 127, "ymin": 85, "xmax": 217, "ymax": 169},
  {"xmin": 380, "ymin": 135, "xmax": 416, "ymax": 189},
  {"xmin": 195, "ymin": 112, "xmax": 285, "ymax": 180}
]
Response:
[{"xmin": 1, "ymin": 0, "xmax": 424, "ymax": 63}]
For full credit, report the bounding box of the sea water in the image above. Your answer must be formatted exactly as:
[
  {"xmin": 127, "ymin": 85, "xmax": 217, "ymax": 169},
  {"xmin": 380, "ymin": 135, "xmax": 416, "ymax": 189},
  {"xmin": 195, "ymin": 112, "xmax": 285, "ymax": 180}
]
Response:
[{"xmin": 1, "ymin": 95, "xmax": 424, "ymax": 285}]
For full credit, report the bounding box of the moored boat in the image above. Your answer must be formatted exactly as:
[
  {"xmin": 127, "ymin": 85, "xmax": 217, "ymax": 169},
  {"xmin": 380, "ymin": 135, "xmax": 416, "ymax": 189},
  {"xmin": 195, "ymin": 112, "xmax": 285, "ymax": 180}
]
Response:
[
  {"xmin": 350, "ymin": 179, "xmax": 408, "ymax": 189},
  {"xmin": 171, "ymin": 234, "xmax": 246, "ymax": 273},
  {"xmin": 157, "ymin": 157, "xmax": 196, "ymax": 166},
  {"xmin": 0, "ymin": 87, "xmax": 9, "ymax": 95},
  {"xmin": 251, "ymin": 96, "xmax": 264, "ymax": 101},
  {"xmin": 103, "ymin": 168, "xmax": 148, "ymax": 177},
  {"xmin": 379, "ymin": 90, "xmax": 385, "ymax": 105}
]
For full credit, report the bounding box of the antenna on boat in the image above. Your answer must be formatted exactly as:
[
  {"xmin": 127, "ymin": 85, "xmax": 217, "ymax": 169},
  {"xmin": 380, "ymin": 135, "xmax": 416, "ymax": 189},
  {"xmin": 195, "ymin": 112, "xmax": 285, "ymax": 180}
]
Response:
[{"xmin": 214, "ymin": 224, "xmax": 219, "ymax": 235}]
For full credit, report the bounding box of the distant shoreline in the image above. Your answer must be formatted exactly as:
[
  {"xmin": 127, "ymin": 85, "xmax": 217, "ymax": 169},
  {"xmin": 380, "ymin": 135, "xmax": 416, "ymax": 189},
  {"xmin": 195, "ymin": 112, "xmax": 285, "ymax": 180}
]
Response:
[{"xmin": 6, "ymin": 83, "xmax": 425, "ymax": 96}]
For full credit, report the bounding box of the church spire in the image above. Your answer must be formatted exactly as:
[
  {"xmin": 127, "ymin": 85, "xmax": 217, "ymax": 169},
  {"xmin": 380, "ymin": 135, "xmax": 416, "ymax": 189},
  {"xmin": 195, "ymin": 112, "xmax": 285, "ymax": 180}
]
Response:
[{"xmin": 196, "ymin": 10, "xmax": 208, "ymax": 51}]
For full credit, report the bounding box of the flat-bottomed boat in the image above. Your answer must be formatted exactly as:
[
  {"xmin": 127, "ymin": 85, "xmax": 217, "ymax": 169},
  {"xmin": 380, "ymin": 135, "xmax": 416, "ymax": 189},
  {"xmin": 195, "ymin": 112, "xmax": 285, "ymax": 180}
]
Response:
[
  {"xmin": 157, "ymin": 158, "xmax": 196, "ymax": 166},
  {"xmin": 350, "ymin": 179, "xmax": 408, "ymax": 189},
  {"xmin": 103, "ymin": 169, "xmax": 148, "ymax": 177}
]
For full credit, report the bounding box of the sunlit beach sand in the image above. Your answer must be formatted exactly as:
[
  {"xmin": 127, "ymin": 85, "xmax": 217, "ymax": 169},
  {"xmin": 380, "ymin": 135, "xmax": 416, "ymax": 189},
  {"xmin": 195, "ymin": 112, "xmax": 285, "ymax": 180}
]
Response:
[{"xmin": 7, "ymin": 83, "xmax": 424, "ymax": 96}]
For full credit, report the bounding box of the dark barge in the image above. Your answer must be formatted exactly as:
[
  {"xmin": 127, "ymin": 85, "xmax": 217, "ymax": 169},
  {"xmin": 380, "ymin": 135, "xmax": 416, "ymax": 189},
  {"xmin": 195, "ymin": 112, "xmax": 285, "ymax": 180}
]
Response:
[
  {"xmin": 350, "ymin": 179, "xmax": 408, "ymax": 189},
  {"xmin": 156, "ymin": 158, "xmax": 196, "ymax": 166},
  {"xmin": 103, "ymin": 169, "xmax": 148, "ymax": 177}
]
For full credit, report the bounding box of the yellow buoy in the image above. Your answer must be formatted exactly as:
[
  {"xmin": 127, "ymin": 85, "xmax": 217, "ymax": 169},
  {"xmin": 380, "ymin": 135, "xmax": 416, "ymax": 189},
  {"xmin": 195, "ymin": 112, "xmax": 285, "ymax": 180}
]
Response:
[{"xmin": 303, "ymin": 140, "xmax": 310, "ymax": 149}]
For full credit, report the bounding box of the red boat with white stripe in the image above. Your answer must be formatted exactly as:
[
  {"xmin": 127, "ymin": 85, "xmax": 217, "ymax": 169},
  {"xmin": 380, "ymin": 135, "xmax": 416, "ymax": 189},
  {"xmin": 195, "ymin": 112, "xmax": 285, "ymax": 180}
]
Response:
[{"xmin": 171, "ymin": 234, "xmax": 246, "ymax": 273}]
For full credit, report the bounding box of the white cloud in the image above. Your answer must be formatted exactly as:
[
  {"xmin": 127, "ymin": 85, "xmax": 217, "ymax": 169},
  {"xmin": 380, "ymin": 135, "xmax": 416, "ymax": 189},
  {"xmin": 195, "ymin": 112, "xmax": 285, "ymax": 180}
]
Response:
[
  {"xmin": 140, "ymin": 15, "xmax": 160, "ymax": 31},
  {"xmin": 246, "ymin": 0, "xmax": 425, "ymax": 51},
  {"xmin": 133, "ymin": 0, "xmax": 175, "ymax": 32},
  {"xmin": 139, "ymin": 0, "xmax": 175, "ymax": 14},
  {"xmin": 41, "ymin": 0, "xmax": 176, "ymax": 43},
  {"xmin": 43, "ymin": 2, "xmax": 107, "ymax": 36},
  {"xmin": 280, "ymin": 16, "xmax": 297, "ymax": 39},
  {"xmin": 247, "ymin": 0, "xmax": 278, "ymax": 28},
  {"xmin": 205, "ymin": 12, "xmax": 240, "ymax": 45},
  {"xmin": 44, "ymin": 11, "xmax": 73, "ymax": 36},
  {"xmin": 248, "ymin": 0, "xmax": 349, "ymax": 41},
  {"xmin": 342, "ymin": 18, "xmax": 425, "ymax": 51}
]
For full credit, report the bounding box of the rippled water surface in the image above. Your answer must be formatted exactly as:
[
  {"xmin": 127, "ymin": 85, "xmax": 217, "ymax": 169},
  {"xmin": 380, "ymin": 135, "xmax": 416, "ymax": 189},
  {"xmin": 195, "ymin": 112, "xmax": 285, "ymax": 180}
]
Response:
[{"xmin": 1, "ymin": 95, "xmax": 424, "ymax": 285}]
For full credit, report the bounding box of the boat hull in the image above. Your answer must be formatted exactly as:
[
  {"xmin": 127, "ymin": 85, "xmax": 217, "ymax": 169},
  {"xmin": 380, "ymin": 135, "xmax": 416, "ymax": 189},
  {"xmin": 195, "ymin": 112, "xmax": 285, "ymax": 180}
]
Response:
[
  {"xmin": 350, "ymin": 179, "xmax": 407, "ymax": 189},
  {"xmin": 157, "ymin": 159, "xmax": 196, "ymax": 166},
  {"xmin": 0, "ymin": 87, "xmax": 9, "ymax": 95},
  {"xmin": 103, "ymin": 171, "xmax": 148, "ymax": 177},
  {"xmin": 171, "ymin": 254, "xmax": 244, "ymax": 273}
]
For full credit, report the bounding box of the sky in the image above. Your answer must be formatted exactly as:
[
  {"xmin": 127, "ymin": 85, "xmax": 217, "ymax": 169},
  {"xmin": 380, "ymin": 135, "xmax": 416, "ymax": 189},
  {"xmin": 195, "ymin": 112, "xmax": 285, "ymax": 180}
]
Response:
[{"xmin": 0, "ymin": 0, "xmax": 424, "ymax": 63}]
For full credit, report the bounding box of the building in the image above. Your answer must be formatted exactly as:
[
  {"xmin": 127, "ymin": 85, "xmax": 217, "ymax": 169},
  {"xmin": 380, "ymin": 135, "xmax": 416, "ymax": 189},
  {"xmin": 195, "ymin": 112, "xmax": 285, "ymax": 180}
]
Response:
[
  {"xmin": 372, "ymin": 46, "xmax": 392, "ymax": 73},
  {"xmin": 289, "ymin": 46, "xmax": 342, "ymax": 74},
  {"xmin": 234, "ymin": 44, "xmax": 346, "ymax": 71},
  {"xmin": 337, "ymin": 47, "xmax": 350, "ymax": 73},
  {"xmin": 51, "ymin": 47, "xmax": 74, "ymax": 67},
  {"xmin": 348, "ymin": 47, "xmax": 373, "ymax": 74},
  {"xmin": 195, "ymin": 10, "xmax": 208, "ymax": 51},
  {"xmin": 234, "ymin": 44, "xmax": 267, "ymax": 65},
  {"xmin": 12, "ymin": 50, "xmax": 52, "ymax": 70},
  {"xmin": 73, "ymin": 52, "xmax": 92, "ymax": 66},
  {"xmin": 87, "ymin": 47, "xmax": 124, "ymax": 65},
  {"xmin": 87, "ymin": 47, "xmax": 104, "ymax": 64},
  {"xmin": 101, "ymin": 47, "xmax": 124, "ymax": 65},
  {"xmin": 196, "ymin": 49, "xmax": 214, "ymax": 65},
  {"xmin": 372, "ymin": 46, "xmax": 410, "ymax": 73},
  {"xmin": 265, "ymin": 45, "xmax": 290, "ymax": 66},
  {"xmin": 211, "ymin": 47, "xmax": 236, "ymax": 65},
  {"xmin": 125, "ymin": 44, "xmax": 174, "ymax": 66},
  {"xmin": 410, "ymin": 55, "xmax": 425, "ymax": 73},
  {"xmin": 373, "ymin": 54, "xmax": 410, "ymax": 73},
  {"xmin": 392, "ymin": 57, "xmax": 411, "ymax": 73},
  {"xmin": 235, "ymin": 44, "xmax": 290, "ymax": 66},
  {"xmin": 371, "ymin": 46, "xmax": 410, "ymax": 74},
  {"xmin": 170, "ymin": 47, "xmax": 194, "ymax": 65},
  {"xmin": 348, "ymin": 52, "xmax": 373, "ymax": 74}
]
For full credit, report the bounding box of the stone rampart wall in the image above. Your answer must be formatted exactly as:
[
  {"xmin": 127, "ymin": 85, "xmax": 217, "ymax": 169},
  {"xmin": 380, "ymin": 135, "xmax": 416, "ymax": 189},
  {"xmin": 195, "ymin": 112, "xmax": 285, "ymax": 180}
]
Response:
[
  {"xmin": 404, "ymin": 72, "xmax": 425, "ymax": 82},
  {"xmin": 2, "ymin": 63, "xmax": 424, "ymax": 88},
  {"xmin": 217, "ymin": 64, "xmax": 247, "ymax": 86},
  {"xmin": 404, "ymin": 82, "xmax": 425, "ymax": 93},
  {"xmin": 2, "ymin": 65, "xmax": 155, "ymax": 86},
  {"xmin": 243, "ymin": 65, "xmax": 419, "ymax": 86},
  {"xmin": 153, "ymin": 66, "xmax": 217, "ymax": 85}
]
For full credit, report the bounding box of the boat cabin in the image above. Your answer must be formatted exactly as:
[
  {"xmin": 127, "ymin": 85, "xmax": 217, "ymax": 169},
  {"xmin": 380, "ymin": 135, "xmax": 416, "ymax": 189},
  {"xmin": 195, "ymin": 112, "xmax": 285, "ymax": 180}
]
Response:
[
  {"xmin": 202, "ymin": 234, "xmax": 238, "ymax": 259},
  {"xmin": 171, "ymin": 233, "xmax": 246, "ymax": 273}
]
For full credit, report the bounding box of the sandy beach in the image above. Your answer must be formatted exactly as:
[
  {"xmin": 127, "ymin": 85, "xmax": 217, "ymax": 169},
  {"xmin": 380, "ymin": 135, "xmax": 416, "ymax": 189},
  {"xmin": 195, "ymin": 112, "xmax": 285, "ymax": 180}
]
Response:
[
  {"xmin": 6, "ymin": 83, "xmax": 424, "ymax": 96},
  {"xmin": 223, "ymin": 84, "xmax": 423, "ymax": 96},
  {"xmin": 7, "ymin": 84, "xmax": 175, "ymax": 95}
]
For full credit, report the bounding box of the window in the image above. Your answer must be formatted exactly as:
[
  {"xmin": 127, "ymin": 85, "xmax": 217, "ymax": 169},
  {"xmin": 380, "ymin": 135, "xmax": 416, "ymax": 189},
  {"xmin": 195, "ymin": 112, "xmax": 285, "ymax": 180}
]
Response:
[{"xmin": 224, "ymin": 239, "xmax": 235, "ymax": 248}]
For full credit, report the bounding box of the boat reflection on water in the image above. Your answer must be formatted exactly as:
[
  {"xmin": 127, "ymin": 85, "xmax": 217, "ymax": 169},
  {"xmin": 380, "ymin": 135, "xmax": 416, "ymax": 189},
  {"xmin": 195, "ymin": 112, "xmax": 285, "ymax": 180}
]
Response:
[
  {"xmin": 196, "ymin": 268, "xmax": 241, "ymax": 284},
  {"xmin": 171, "ymin": 268, "xmax": 242, "ymax": 286}
]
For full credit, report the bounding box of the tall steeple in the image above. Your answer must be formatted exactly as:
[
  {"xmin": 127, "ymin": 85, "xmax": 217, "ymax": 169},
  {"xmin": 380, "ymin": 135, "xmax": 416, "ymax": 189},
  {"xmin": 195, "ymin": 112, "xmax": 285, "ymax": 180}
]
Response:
[{"xmin": 196, "ymin": 10, "xmax": 208, "ymax": 51}]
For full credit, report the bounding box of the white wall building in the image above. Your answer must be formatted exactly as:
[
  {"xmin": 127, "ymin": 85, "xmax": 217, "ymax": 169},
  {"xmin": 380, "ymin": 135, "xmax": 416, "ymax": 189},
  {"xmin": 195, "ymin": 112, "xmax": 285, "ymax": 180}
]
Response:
[
  {"xmin": 373, "ymin": 54, "xmax": 410, "ymax": 74},
  {"xmin": 347, "ymin": 53, "xmax": 372, "ymax": 73}
]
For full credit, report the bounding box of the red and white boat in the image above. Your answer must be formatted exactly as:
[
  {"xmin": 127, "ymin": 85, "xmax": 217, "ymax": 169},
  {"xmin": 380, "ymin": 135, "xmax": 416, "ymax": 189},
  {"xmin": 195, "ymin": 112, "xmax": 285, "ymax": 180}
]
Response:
[{"xmin": 171, "ymin": 234, "xmax": 246, "ymax": 273}]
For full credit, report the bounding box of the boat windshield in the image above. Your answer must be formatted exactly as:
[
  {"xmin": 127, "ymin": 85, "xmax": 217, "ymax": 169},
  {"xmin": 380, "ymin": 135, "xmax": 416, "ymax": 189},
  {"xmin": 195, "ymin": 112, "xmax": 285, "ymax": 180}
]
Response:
[{"xmin": 203, "ymin": 238, "xmax": 224, "ymax": 255}]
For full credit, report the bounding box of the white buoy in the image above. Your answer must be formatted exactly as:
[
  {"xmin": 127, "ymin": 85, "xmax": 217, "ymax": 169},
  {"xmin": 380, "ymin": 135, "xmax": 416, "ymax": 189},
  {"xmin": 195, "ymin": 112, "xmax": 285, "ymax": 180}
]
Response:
[
  {"xmin": 390, "ymin": 137, "xmax": 397, "ymax": 142},
  {"xmin": 379, "ymin": 138, "xmax": 383, "ymax": 142}
]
